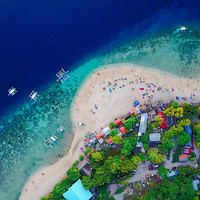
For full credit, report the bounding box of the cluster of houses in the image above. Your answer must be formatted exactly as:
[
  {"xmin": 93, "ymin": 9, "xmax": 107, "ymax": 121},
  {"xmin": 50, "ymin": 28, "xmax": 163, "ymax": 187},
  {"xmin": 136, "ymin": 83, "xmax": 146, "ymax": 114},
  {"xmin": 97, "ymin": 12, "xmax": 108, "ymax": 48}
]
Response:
[
  {"xmin": 63, "ymin": 100, "xmax": 200, "ymax": 200},
  {"xmin": 84, "ymin": 100, "xmax": 195, "ymax": 162}
]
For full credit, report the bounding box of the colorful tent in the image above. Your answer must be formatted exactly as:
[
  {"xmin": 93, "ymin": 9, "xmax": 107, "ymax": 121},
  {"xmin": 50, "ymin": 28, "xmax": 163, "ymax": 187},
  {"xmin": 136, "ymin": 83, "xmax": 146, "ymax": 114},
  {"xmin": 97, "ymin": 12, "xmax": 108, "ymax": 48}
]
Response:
[{"xmin": 134, "ymin": 100, "xmax": 139, "ymax": 105}]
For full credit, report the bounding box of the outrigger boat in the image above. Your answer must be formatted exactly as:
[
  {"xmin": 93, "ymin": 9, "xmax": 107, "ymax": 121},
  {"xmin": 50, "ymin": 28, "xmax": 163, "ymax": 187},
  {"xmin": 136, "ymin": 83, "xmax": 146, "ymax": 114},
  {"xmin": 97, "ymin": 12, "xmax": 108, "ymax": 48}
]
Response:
[
  {"xmin": 43, "ymin": 134, "xmax": 58, "ymax": 148},
  {"xmin": 56, "ymin": 68, "xmax": 69, "ymax": 83},
  {"xmin": 57, "ymin": 126, "xmax": 65, "ymax": 133},
  {"xmin": 179, "ymin": 26, "xmax": 187, "ymax": 31},
  {"xmin": 8, "ymin": 86, "xmax": 17, "ymax": 96},
  {"xmin": 29, "ymin": 90, "xmax": 40, "ymax": 101},
  {"xmin": 43, "ymin": 139, "xmax": 53, "ymax": 148}
]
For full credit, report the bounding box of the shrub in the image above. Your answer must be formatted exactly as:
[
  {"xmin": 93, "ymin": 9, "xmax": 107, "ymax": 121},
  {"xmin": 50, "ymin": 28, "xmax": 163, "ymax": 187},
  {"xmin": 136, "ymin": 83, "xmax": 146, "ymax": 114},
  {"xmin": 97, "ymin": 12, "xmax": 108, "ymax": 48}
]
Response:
[
  {"xmin": 189, "ymin": 157, "xmax": 194, "ymax": 162},
  {"xmin": 191, "ymin": 152, "xmax": 196, "ymax": 158},
  {"xmin": 84, "ymin": 147, "xmax": 92, "ymax": 155},
  {"xmin": 143, "ymin": 143, "xmax": 149, "ymax": 151},
  {"xmin": 79, "ymin": 155, "xmax": 84, "ymax": 161},
  {"xmin": 109, "ymin": 122, "xmax": 117, "ymax": 128},
  {"xmin": 115, "ymin": 185, "xmax": 127, "ymax": 194}
]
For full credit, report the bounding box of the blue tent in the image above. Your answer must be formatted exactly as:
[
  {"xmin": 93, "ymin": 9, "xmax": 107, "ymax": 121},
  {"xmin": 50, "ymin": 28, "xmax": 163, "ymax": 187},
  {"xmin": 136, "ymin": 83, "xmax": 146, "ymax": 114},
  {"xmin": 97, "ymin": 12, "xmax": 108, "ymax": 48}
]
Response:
[
  {"xmin": 134, "ymin": 100, "xmax": 139, "ymax": 106},
  {"xmin": 63, "ymin": 179, "xmax": 93, "ymax": 200},
  {"xmin": 176, "ymin": 96, "xmax": 179, "ymax": 100}
]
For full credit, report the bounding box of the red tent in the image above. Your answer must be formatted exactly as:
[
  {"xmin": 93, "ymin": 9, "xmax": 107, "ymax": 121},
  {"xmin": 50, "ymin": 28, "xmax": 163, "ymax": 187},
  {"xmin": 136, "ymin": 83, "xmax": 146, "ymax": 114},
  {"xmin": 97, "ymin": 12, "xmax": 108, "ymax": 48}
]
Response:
[
  {"xmin": 157, "ymin": 112, "xmax": 167, "ymax": 128},
  {"xmin": 95, "ymin": 132, "xmax": 104, "ymax": 140},
  {"xmin": 113, "ymin": 118, "xmax": 122, "ymax": 126},
  {"xmin": 119, "ymin": 126, "xmax": 127, "ymax": 135}
]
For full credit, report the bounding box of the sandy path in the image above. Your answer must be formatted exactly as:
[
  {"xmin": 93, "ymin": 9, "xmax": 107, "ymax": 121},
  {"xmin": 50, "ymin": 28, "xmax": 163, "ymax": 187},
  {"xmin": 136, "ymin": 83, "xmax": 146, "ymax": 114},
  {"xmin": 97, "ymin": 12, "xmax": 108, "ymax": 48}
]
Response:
[{"xmin": 19, "ymin": 63, "xmax": 200, "ymax": 200}]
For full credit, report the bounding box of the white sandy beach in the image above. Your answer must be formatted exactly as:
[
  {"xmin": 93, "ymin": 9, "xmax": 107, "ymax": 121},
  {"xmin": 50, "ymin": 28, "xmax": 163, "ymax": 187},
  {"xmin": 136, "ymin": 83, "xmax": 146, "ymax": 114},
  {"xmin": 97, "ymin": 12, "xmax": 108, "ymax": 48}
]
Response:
[{"xmin": 19, "ymin": 63, "xmax": 200, "ymax": 200}]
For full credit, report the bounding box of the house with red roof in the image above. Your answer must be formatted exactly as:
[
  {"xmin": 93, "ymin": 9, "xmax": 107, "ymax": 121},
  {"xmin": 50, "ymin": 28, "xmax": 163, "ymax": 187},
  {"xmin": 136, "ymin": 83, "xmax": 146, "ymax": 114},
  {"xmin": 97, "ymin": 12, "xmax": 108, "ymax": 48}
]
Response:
[
  {"xmin": 119, "ymin": 126, "xmax": 127, "ymax": 136},
  {"xmin": 157, "ymin": 112, "xmax": 167, "ymax": 129},
  {"xmin": 106, "ymin": 137, "xmax": 113, "ymax": 145},
  {"xmin": 113, "ymin": 118, "xmax": 122, "ymax": 126},
  {"xmin": 179, "ymin": 154, "xmax": 188, "ymax": 162},
  {"xmin": 95, "ymin": 132, "xmax": 104, "ymax": 140},
  {"xmin": 184, "ymin": 147, "xmax": 192, "ymax": 154},
  {"xmin": 130, "ymin": 105, "xmax": 141, "ymax": 116}
]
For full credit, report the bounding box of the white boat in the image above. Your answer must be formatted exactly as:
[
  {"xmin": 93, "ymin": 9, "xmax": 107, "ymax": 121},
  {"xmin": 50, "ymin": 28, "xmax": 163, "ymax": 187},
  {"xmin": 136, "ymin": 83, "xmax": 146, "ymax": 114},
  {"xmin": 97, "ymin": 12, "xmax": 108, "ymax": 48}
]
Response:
[
  {"xmin": 50, "ymin": 134, "xmax": 57, "ymax": 142},
  {"xmin": 8, "ymin": 86, "xmax": 17, "ymax": 96},
  {"xmin": 56, "ymin": 68, "xmax": 69, "ymax": 83},
  {"xmin": 57, "ymin": 126, "xmax": 65, "ymax": 133},
  {"xmin": 179, "ymin": 26, "xmax": 187, "ymax": 31},
  {"xmin": 43, "ymin": 139, "xmax": 53, "ymax": 148},
  {"xmin": 43, "ymin": 134, "xmax": 58, "ymax": 148},
  {"xmin": 29, "ymin": 90, "xmax": 40, "ymax": 101}
]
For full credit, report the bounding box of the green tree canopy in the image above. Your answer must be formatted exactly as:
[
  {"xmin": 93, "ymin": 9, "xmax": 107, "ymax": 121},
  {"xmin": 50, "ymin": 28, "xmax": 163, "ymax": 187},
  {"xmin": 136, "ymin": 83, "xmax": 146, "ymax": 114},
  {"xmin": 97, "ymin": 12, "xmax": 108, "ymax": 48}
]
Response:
[
  {"xmin": 182, "ymin": 103, "xmax": 198, "ymax": 119},
  {"xmin": 111, "ymin": 135, "xmax": 122, "ymax": 145},
  {"xmin": 158, "ymin": 138, "xmax": 175, "ymax": 154},
  {"xmin": 141, "ymin": 132, "xmax": 150, "ymax": 144},
  {"xmin": 138, "ymin": 153, "xmax": 146, "ymax": 162},
  {"xmin": 147, "ymin": 148, "xmax": 165, "ymax": 164},
  {"xmin": 177, "ymin": 131, "xmax": 190, "ymax": 146},
  {"xmin": 120, "ymin": 134, "xmax": 137, "ymax": 155},
  {"xmin": 109, "ymin": 129, "xmax": 118, "ymax": 136},
  {"xmin": 171, "ymin": 101, "xmax": 179, "ymax": 108},
  {"xmin": 152, "ymin": 115, "xmax": 163, "ymax": 128},
  {"xmin": 143, "ymin": 143, "xmax": 149, "ymax": 151},
  {"xmin": 81, "ymin": 176, "xmax": 93, "ymax": 190},
  {"xmin": 109, "ymin": 122, "xmax": 117, "ymax": 128},
  {"xmin": 91, "ymin": 151, "xmax": 105, "ymax": 162},
  {"xmin": 66, "ymin": 167, "xmax": 81, "ymax": 182},
  {"xmin": 158, "ymin": 166, "xmax": 168, "ymax": 177}
]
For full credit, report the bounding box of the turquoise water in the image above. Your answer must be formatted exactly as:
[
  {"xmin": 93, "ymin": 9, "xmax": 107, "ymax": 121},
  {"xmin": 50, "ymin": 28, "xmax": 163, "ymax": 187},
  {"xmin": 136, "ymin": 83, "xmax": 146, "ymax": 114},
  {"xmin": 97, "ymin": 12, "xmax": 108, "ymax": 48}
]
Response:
[{"xmin": 0, "ymin": 25, "xmax": 200, "ymax": 200}]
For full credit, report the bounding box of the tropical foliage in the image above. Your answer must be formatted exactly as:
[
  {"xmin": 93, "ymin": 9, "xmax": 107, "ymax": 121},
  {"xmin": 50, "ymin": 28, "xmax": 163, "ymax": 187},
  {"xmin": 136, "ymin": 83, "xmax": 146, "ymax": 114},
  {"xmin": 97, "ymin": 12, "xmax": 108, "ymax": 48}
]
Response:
[{"xmin": 147, "ymin": 148, "xmax": 164, "ymax": 164}]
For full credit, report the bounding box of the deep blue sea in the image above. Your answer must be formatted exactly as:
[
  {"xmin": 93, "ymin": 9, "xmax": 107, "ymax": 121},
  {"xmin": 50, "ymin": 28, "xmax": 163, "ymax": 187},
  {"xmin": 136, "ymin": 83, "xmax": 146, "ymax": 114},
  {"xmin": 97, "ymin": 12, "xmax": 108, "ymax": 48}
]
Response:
[{"xmin": 0, "ymin": 0, "xmax": 200, "ymax": 199}]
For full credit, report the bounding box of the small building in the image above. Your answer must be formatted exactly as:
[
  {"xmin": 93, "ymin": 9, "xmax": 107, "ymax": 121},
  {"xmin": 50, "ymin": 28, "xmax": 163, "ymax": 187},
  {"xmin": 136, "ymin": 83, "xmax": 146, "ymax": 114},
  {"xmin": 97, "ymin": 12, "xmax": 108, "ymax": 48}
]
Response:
[
  {"xmin": 136, "ymin": 142, "xmax": 143, "ymax": 148},
  {"xmin": 63, "ymin": 179, "xmax": 93, "ymax": 200},
  {"xmin": 192, "ymin": 180, "xmax": 200, "ymax": 191},
  {"xmin": 76, "ymin": 159, "xmax": 92, "ymax": 176},
  {"xmin": 106, "ymin": 137, "xmax": 113, "ymax": 145},
  {"xmin": 157, "ymin": 112, "xmax": 167, "ymax": 129},
  {"xmin": 113, "ymin": 118, "xmax": 122, "ymax": 126},
  {"xmin": 184, "ymin": 125, "xmax": 192, "ymax": 147},
  {"xmin": 95, "ymin": 132, "xmax": 104, "ymax": 140},
  {"xmin": 149, "ymin": 133, "xmax": 161, "ymax": 142},
  {"xmin": 179, "ymin": 154, "xmax": 188, "ymax": 162},
  {"xmin": 119, "ymin": 126, "xmax": 127, "ymax": 135},
  {"xmin": 102, "ymin": 126, "xmax": 111, "ymax": 136},
  {"xmin": 138, "ymin": 113, "xmax": 148, "ymax": 137},
  {"xmin": 184, "ymin": 146, "xmax": 192, "ymax": 154},
  {"xmin": 167, "ymin": 171, "xmax": 179, "ymax": 179},
  {"xmin": 130, "ymin": 105, "xmax": 141, "ymax": 115}
]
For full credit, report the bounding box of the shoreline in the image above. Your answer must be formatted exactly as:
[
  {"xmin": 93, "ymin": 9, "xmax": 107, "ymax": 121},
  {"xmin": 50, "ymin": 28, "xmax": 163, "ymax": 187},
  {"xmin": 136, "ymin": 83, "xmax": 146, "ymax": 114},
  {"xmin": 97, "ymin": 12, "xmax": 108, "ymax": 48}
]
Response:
[{"xmin": 19, "ymin": 63, "xmax": 200, "ymax": 200}]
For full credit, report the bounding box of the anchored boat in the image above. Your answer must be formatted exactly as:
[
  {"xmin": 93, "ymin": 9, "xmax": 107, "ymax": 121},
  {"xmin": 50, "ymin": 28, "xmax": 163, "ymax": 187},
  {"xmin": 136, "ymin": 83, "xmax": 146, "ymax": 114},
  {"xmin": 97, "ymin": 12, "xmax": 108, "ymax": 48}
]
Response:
[
  {"xmin": 8, "ymin": 87, "xmax": 17, "ymax": 96},
  {"xmin": 29, "ymin": 90, "xmax": 40, "ymax": 101},
  {"xmin": 56, "ymin": 68, "xmax": 69, "ymax": 83}
]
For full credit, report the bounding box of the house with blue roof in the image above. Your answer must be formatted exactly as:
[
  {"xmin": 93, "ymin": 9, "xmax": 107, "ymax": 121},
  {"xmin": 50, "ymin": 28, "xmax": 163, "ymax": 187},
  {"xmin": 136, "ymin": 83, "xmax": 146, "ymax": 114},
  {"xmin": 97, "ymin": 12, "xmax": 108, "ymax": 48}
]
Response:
[
  {"xmin": 63, "ymin": 179, "xmax": 93, "ymax": 200},
  {"xmin": 184, "ymin": 125, "xmax": 192, "ymax": 154}
]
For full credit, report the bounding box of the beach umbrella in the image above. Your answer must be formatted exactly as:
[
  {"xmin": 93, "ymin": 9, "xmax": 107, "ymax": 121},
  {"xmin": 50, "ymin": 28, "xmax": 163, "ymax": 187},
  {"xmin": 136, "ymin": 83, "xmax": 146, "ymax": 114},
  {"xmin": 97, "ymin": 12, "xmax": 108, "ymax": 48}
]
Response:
[
  {"xmin": 176, "ymin": 96, "xmax": 179, "ymax": 100},
  {"xmin": 134, "ymin": 100, "xmax": 139, "ymax": 105}
]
